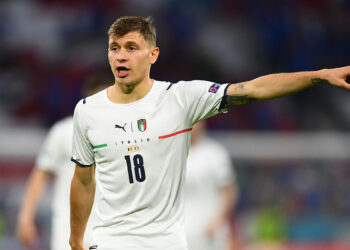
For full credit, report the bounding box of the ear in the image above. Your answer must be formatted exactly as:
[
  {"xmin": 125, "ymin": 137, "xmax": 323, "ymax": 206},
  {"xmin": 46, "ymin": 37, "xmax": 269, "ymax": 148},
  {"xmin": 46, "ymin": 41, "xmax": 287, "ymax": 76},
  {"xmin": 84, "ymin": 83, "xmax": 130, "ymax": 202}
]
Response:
[{"xmin": 149, "ymin": 47, "xmax": 159, "ymax": 65}]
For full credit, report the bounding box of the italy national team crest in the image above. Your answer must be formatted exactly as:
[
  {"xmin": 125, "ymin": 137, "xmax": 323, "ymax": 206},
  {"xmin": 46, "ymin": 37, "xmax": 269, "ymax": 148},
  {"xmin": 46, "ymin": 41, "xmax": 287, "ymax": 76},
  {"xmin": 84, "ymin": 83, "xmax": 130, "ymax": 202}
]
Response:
[{"xmin": 137, "ymin": 119, "xmax": 147, "ymax": 132}]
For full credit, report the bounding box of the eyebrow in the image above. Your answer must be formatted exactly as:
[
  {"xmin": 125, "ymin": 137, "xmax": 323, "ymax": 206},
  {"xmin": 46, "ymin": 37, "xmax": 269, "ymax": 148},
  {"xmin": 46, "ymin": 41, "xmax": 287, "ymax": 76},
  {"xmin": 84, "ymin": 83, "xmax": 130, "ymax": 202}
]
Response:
[
  {"xmin": 109, "ymin": 41, "xmax": 119, "ymax": 48},
  {"xmin": 125, "ymin": 41, "xmax": 139, "ymax": 47},
  {"xmin": 109, "ymin": 41, "xmax": 140, "ymax": 47}
]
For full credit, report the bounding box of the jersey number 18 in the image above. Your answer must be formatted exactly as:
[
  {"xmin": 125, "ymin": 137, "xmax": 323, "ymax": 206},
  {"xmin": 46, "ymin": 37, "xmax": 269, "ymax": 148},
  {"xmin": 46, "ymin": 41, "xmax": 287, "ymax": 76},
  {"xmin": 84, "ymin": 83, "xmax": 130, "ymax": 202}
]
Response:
[{"xmin": 124, "ymin": 154, "xmax": 146, "ymax": 183}]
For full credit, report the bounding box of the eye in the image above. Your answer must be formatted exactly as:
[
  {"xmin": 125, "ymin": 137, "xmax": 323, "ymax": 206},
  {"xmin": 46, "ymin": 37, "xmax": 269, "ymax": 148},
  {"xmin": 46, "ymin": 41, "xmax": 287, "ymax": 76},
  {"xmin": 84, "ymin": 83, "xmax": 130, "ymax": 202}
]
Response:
[
  {"xmin": 129, "ymin": 46, "xmax": 137, "ymax": 51},
  {"xmin": 110, "ymin": 47, "xmax": 118, "ymax": 51}
]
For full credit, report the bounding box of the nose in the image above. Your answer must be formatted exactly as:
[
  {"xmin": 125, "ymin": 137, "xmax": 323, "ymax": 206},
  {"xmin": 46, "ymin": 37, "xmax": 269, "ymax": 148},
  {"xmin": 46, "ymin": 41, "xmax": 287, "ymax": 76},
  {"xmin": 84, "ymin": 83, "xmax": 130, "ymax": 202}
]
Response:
[{"xmin": 116, "ymin": 48, "xmax": 128, "ymax": 62}]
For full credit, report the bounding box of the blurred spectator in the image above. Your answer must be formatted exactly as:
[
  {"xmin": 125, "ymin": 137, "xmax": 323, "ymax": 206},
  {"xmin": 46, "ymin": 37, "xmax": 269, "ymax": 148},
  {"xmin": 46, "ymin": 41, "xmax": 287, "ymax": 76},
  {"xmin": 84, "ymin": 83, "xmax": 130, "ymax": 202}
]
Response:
[
  {"xmin": 185, "ymin": 121, "xmax": 238, "ymax": 250},
  {"xmin": 0, "ymin": 0, "xmax": 350, "ymax": 130},
  {"xmin": 16, "ymin": 74, "xmax": 112, "ymax": 250}
]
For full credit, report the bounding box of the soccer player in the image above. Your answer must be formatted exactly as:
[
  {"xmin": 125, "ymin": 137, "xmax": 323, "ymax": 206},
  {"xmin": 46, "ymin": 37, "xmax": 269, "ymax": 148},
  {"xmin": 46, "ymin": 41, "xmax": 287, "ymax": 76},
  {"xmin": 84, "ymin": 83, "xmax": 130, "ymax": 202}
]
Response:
[
  {"xmin": 69, "ymin": 16, "xmax": 350, "ymax": 250},
  {"xmin": 16, "ymin": 75, "xmax": 110, "ymax": 250},
  {"xmin": 185, "ymin": 120, "xmax": 237, "ymax": 250}
]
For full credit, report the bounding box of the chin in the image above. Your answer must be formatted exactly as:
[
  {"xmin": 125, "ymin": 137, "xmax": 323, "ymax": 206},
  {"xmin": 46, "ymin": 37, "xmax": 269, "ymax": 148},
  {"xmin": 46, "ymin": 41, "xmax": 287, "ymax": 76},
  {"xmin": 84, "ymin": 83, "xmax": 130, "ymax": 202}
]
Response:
[
  {"xmin": 118, "ymin": 76, "xmax": 145, "ymax": 86},
  {"xmin": 116, "ymin": 78, "xmax": 135, "ymax": 86}
]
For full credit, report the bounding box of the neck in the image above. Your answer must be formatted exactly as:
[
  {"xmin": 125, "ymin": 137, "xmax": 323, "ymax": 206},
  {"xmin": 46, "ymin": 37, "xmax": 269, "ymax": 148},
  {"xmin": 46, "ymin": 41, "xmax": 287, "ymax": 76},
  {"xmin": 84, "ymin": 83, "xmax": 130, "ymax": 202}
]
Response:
[{"xmin": 108, "ymin": 78, "xmax": 154, "ymax": 104}]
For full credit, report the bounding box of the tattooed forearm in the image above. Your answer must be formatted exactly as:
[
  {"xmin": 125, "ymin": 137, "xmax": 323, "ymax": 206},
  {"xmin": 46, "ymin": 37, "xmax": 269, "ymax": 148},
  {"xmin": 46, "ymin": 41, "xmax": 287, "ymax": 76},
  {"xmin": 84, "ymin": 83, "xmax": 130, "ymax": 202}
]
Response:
[
  {"xmin": 234, "ymin": 83, "xmax": 245, "ymax": 90},
  {"xmin": 222, "ymin": 95, "xmax": 257, "ymax": 108},
  {"xmin": 311, "ymin": 78, "xmax": 329, "ymax": 86}
]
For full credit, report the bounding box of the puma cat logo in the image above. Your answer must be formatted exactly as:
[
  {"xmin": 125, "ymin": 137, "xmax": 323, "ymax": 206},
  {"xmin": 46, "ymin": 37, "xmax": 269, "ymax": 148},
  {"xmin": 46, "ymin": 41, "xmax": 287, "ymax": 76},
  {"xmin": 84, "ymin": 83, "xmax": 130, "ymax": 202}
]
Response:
[{"xmin": 115, "ymin": 123, "xmax": 127, "ymax": 132}]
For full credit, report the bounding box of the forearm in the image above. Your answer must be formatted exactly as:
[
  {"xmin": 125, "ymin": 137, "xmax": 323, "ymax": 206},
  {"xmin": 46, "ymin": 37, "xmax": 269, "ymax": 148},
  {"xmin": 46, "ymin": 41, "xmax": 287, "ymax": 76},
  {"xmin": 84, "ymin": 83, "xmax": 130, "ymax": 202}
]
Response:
[
  {"xmin": 225, "ymin": 66, "xmax": 350, "ymax": 106},
  {"xmin": 216, "ymin": 186, "xmax": 236, "ymax": 222},
  {"xmin": 70, "ymin": 167, "xmax": 95, "ymax": 247},
  {"xmin": 248, "ymin": 70, "xmax": 324, "ymax": 100},
  {"xmin": 226, "ymin": 70, "xmax": 323, "ymax": 104},
  {"xmin": 17, "ymin": 168, "xmax": 50, "ymax": 245},
  {"xmin": 18, "ymin": 168, "xmax": 50, "ymax": 220},
  {"xmin": 206, "ymin": 186, "xmax": 237, "ymax": 237}
]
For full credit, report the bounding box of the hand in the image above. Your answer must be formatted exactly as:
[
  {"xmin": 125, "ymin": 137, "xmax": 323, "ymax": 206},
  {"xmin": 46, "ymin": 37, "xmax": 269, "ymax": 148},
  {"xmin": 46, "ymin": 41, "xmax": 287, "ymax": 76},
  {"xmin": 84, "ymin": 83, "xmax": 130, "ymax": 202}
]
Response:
[
  {"xmin": 16, "ymin": 215, "xmax": 38, "ymax": 247},
  {"xmin": 205, "ymin": 218, "xmax": 223, "ymax": 239},
  {"xmin": 319, "ymin": 66, "xmax": 350, "ymax": 90}
]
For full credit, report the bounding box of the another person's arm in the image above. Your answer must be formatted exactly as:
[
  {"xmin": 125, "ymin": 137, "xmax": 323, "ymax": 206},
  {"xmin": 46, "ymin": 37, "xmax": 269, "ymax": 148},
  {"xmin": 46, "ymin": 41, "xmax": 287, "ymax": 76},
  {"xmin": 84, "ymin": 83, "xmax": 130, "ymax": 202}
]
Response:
[
  {"xmin": 206, "ymin": 185, "xmax": 238, "ymax": 238},
  {"xmin": 223, "ymin": 66, "xmax": 350, "ymax": 106},
  {"xmin": 16, "ymin": 118, "xmax": 64, "ymax": 248},
  {"xmin": 16, "ymin": 168, "xmax": 51, "ymax": 247},
  {"xmin": 69, "ymin": 164, "xmax": 95, "ymax": 250}
]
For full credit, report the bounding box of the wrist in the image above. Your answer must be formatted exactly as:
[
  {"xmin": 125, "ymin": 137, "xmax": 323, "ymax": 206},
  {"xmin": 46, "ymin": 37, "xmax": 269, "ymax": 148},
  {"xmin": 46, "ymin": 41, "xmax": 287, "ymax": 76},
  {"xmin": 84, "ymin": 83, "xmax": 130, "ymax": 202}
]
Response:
[
  {"xmin": 18, "ymin": 212, "xmax": 34, "ymax": 222},
  {"xmin": 311, "ymin": 69, "xmax": 329, "ymax": 85},
  {"xmin": 69, "ymin": 237, "xmax": 84, "ymax": 249}
]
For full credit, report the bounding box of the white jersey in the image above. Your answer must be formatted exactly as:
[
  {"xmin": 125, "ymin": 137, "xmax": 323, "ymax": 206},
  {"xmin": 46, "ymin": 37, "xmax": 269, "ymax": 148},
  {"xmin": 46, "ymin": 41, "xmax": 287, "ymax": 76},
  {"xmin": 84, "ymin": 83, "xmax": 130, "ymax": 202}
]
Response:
[
  {"xmin": 36, "ymin": 116, "xmax": 95, "ymax": 250},
  {"xmin": 71, "ymin": 80, "xmax": 229, "ymax": 250},
  {"xmin": 185, "ymin": 136, "xmax": 235, "ymax": 250}
]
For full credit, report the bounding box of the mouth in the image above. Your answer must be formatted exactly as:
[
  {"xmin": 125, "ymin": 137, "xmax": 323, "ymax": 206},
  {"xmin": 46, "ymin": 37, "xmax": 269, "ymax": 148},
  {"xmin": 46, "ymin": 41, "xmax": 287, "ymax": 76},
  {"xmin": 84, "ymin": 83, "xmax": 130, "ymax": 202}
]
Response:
[{"xmin": 116, "ymin": 66, "xmax": 130, "ymax": 78}]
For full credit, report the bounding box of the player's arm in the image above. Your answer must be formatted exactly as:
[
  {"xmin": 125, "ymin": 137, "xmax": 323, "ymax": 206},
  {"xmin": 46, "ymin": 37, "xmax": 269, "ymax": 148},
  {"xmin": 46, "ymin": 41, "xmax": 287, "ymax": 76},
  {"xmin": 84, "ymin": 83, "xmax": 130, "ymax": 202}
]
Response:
[
  {"xmin": 222, "ymin": 66, "xmax": 350, "ymax": 107},
  {"xmin": 16, "ymin": 167, "xmax": 51, "ymax": 247},
  {"xmin": 70, "ymin": 164, "xmax": 95, "ymax": 250},
  {"xmin": 206, "ymin": 185, "xmax": 238, "ymax": 238}
]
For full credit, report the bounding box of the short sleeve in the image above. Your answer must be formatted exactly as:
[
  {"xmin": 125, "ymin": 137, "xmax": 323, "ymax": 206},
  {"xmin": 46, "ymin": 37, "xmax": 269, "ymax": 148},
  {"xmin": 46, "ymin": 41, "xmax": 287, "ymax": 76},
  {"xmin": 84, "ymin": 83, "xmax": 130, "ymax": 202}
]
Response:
[
  {"xmin": 36, "ymin": 123, "xmax": 65, "ymax": 172},
  {"xmin": 71, "ymin": 100, "xmax": 95, "ymax": 167},
  {"xmin": 175, "ymin": 80, "xmax": 229, "ymax": 125}
]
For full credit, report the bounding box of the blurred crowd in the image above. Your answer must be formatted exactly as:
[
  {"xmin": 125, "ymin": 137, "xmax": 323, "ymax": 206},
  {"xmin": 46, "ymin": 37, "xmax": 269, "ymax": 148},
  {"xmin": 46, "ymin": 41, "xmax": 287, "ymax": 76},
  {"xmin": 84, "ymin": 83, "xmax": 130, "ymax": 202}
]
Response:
[
  {"xmin": 235, "ymin": 160, "xmax": 350, "ymax": 243},
  {"xmin": 1, "ymin": 0, "xmax": 350, "ymax": 130},
  {"xmin": 2, "ymin": 159, "xmax": 350, "ymax": 249},
  {"xmin": 1, "ymin": 1, "xmax": 350, "ymax": 249}
]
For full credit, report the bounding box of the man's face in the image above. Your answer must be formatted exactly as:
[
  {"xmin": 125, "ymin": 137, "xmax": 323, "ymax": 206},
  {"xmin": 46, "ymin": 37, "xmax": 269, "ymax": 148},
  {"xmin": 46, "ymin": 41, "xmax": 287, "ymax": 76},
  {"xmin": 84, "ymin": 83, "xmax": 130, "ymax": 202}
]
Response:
[{"xmin": 108, "ymin": 31, "xmax": 159, "ymax": 86}]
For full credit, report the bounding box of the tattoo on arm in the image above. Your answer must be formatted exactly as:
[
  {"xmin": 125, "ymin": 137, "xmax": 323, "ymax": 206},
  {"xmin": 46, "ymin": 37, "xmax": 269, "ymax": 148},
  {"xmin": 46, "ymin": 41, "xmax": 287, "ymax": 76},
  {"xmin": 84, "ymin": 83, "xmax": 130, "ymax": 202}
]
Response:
[
  {"xmin": 234, "ymin": 83, "xmax": 245, "ymax": 90},
  {"xmin": 220, "ymin": 82, "xmax": 257, "ymax": 109},
  {"xmin": 222, "ymin": 95, "xmax": 257, "ymax": 108},
  {"xmin": 311, "ymin": 78, "xmax": 329, "ymax": 86}
]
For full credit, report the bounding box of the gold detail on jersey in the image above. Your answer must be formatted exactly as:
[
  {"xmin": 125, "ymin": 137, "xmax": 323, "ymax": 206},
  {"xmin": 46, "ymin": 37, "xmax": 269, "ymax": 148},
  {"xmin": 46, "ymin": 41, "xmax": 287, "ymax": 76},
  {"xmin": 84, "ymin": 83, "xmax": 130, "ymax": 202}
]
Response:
[{"xmin": 128, "ymin": 145, "xmax": 140, "ymax": 152}]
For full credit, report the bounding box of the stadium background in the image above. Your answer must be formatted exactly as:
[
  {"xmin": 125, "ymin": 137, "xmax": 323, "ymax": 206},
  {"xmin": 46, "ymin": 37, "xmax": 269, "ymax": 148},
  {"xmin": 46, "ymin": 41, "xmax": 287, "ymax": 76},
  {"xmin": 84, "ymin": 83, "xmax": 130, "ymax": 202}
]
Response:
[{"xmin": 1, "ymin": 0, "xmax": 350, "ymax": 249}]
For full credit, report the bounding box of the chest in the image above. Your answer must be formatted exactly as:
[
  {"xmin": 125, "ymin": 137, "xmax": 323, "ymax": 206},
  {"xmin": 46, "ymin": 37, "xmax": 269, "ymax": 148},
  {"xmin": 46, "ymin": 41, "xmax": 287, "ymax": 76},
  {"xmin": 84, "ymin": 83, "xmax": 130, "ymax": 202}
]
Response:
[{"xmin": 86, "ymin": 98, "xmax": 190, "ymax": 161}]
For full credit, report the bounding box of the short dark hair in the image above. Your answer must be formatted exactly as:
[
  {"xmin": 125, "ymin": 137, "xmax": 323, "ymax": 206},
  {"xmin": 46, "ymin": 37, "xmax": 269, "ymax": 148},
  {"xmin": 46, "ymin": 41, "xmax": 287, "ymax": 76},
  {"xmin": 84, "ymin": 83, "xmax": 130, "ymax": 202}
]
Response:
[{"xmin": 108, "ymin": 16, "xmax": 157, "ymax": 46}]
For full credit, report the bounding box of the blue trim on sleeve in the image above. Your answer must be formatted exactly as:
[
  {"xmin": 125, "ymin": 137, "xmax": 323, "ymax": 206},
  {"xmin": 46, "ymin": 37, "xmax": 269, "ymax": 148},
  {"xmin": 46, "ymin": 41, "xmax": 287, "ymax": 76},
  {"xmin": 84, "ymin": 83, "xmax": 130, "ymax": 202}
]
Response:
[
  {"xmin": 71, "ymin": 157, "xmax": 95, "ymax": 168},
  {"xmin": 218, "ymin": 84, "xmax": 231, "ymax": 111}
]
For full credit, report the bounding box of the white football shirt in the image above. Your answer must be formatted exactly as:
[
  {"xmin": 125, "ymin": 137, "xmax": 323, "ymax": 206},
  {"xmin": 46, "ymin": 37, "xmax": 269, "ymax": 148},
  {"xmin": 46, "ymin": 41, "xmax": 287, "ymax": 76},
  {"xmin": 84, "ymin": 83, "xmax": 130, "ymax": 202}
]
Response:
[
  {"xmin": 36, "ymin": 116, "xmax": 95, "ymax": 250},
  {"xmin": 185, "ymin": 135, "xmax": 235, "ymax": 250},
  {"xmin": 71, "ymin": 80, "xmax": 229, "ymax": 250}
]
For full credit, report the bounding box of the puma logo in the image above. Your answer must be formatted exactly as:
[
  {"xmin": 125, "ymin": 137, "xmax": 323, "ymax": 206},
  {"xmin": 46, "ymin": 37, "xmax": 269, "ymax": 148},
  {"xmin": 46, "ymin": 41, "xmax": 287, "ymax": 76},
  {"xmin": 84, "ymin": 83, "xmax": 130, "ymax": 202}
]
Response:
[{"xmin": 115, "ymin": 123, "xmax": 127, "ymax": 132}]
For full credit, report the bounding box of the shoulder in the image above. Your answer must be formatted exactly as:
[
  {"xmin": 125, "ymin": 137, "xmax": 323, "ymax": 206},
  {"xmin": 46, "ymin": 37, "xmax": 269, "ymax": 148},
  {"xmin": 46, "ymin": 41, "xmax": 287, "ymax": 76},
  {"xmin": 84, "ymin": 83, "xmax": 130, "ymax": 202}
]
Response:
[
  {"xmin": 81, "ymin": 88, "xmax": 108, "ymax": 106},
  {"xmin": 166, "ymin": 80, "xmax": 211, "ymax": 89},
  {"xmin": 152, "ymin": 80, "xmax": 175, "ymax": 93},
  {"xmin": 156, "ymin": 80, "xmax": 205, "ymax": 99},
  {"xmin": 151, "ymin": 80, "xmax": 188, "ymax": 97},
  {"xmin": 198, "ymin": 136, "xmax": 230, "ymax": 157},
  {"xmin": 40, "ymin": 117, "xmax": 73, "ymax": 150},
  {"xmin": 74, "ymin": 88, "xmax": 108, "ymax": 114},
  {"xmin": 167, "ymin": 80, "xmax": 224, "ymax": 94},
  {"xmin": 58, "ymin": 116, "xmax": 73, "ymax": 127},
  {"xmin": 50, "ymin": 116, "xmax": 73, "ymax": 134},
  {"xmin": 197, "ymin": 137, "xmax": 234, "ymax": 174}
]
